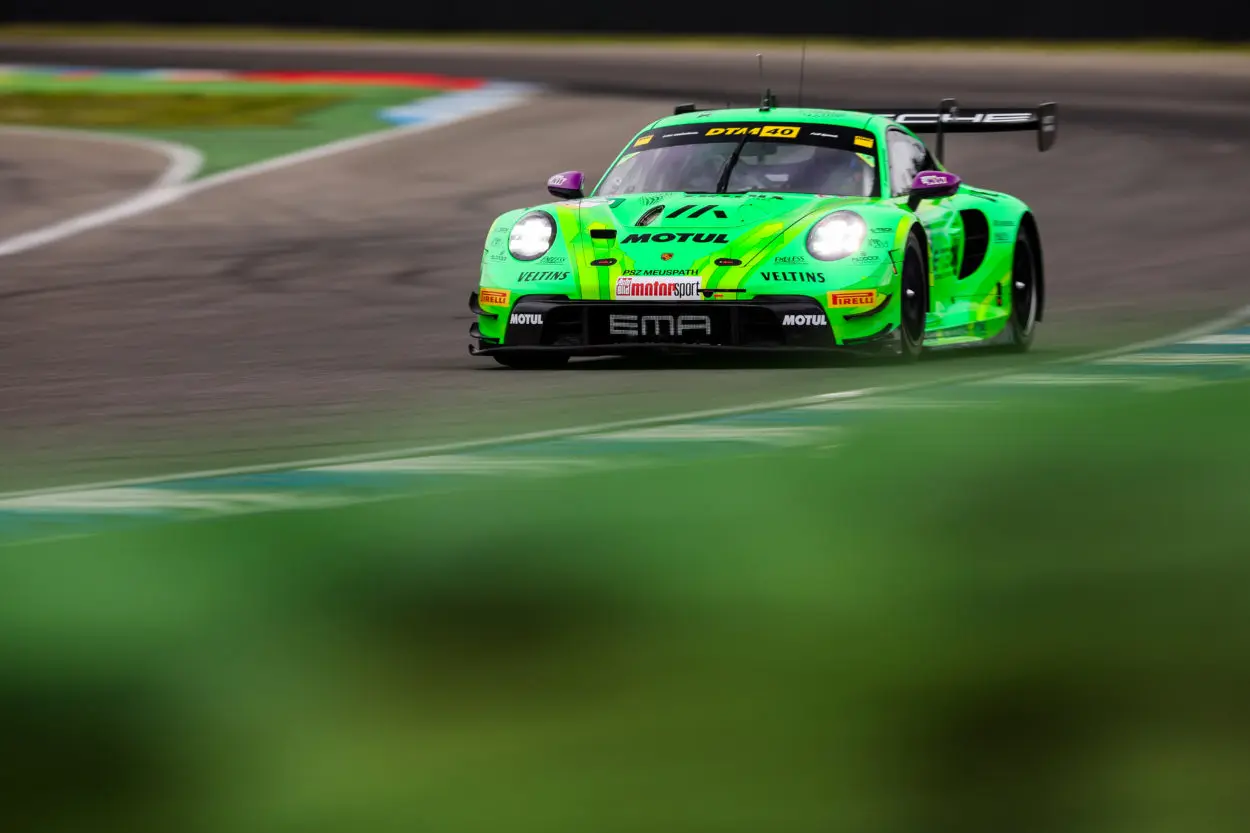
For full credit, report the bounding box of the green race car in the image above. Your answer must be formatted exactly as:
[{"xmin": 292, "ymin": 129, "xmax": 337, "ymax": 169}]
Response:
[{"xmin": 469, "ymin": 95, "xmax": 1057, "ymax": 369}]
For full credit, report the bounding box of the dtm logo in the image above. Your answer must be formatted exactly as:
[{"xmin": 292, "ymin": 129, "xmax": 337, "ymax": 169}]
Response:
[
  {"xmin": 782, "ymin": 314, "xmax": 828, "ymax": 326},
  {"xmin": 509, "ymin": 313, "xmax": 543, "ymax": 325},
  {"xmin": 609, "ymin": 314, "xmax": 712, "ymax": 337}
]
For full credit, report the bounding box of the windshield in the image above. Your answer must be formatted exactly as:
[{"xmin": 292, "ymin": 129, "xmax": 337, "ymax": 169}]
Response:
[{"xmin": 595, "ymin": 122, "xmax": 880, "ymax": 198}]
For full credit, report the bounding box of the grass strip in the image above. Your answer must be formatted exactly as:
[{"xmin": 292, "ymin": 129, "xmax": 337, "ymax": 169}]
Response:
[{"xmin": 3, "ymin": 378, "xmax": 1250, "ymax": 831}]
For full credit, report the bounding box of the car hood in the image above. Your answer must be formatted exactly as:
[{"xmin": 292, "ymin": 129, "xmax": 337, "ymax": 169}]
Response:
[
  {"xmin": 580, "ymin": 192, "xmax": 827, "ymax": 230},
  {"xmin": 557, "ymin": 192, "xmax": 874, "ymax": 277}
]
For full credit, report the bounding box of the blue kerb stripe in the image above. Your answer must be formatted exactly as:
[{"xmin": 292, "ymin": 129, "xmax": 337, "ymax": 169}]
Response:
[
  {"xmin": 0, "ymin": 511, "xmax": 154, "ymax": 541},
  {"xmin": 147, "ymin": 469, "xmax": 415, "ymax": 492},
  {"xmin": 1147, "ymin": 342, "xmax": 1250, "ymax": 354},
  {"xmin": 518, "ymin": 438, "xmax": 774, "ymax": 458},
  {"xmin": 705, "ymin": 408, "xmax": 853, "ymax": 426}
]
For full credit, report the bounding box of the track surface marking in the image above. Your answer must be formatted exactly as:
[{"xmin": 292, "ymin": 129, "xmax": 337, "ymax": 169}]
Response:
[{"xmin": 0, "ymin": 127, "xmax": 202, "ymax": 255}]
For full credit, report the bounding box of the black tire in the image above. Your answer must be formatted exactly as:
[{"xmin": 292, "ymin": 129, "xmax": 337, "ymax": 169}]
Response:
[
  {"xmin": 492, "ymin": 352, "xmax": 570, "ymax": 370},
  {"xmin": 1003, "ymin": 225, "xmax": 1041, "ymax": 352},
  {"xmin": 889, "ymin": 232, "xmax": 928, "ymax": 362}
]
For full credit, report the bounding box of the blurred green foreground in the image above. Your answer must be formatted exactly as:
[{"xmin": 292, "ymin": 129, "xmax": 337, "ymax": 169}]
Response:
[{"xmin": 3, "ymin": 379, "xmax": 1250, "ymax": 833}]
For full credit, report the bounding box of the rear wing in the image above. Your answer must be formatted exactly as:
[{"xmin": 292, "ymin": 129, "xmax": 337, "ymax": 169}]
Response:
[
  {"xmin": 867, "ymin": 99, "xmax": 1058, "ymax": 160},
  {"xmin": 669, "ymin": 97, "xmax": 1057, "ymax": 161}
]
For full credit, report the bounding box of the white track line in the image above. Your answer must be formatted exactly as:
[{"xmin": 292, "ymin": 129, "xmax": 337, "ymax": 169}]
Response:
[
  {"xmin": 179, "ymin": 81, "xmax": 540, "ymax": 195},
  {"xmin": 0, "ymin": 126, "xmax": 203, "ymax": 257},
  {"xmin": 0, "ymin": 81, "xmax": 540, "ymax": 258}
]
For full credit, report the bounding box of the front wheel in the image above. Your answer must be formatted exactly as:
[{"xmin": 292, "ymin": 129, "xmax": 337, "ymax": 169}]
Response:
[
  {"xmin": 1003, "ymin": 225, "xmax": 1041, "ymax": 352},
  {"xmin": 492, "ymin": 352, "xmax": 570, "ymax": 370},
  {"xmin": 889, "ymin": 232, "xmax": 928, "ymax": 362}
]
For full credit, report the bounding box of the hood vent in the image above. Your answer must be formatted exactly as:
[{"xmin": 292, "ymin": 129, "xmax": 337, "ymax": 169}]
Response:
[{"xmin": 636, "ymin": 205, "xmax": 665, "ymax": 226}]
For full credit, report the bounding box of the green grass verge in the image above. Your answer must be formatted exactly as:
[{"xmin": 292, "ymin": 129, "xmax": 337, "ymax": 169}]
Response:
[
  {"xmin": 0, "ymin": 84, "xmax": 432, "ymax": 178},
  {"xmin": 0, "ymin": 23, "xmax": 1247, "ymax": 54},
  {"xmin": 4, "ymin": 378, "xmax": 1250, "ymax": 831},
  {"xmin": 0, "ymin": 91, "xmax": 346, "ymax": 128}
]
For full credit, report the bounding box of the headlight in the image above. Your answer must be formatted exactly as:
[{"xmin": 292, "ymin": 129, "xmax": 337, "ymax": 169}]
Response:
[
  {"xmin": 806, "ymin": 211, "xmax": 867, "ymax": 261},
  {"xmin": 508, "ymin": 211, "xmax": 556, "ymax": 261}
]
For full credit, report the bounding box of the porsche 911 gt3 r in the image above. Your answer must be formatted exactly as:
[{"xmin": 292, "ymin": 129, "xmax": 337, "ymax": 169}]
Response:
[{"xmin": 469, "ymin": 95, "xmax": 1057, "ymax": 369}]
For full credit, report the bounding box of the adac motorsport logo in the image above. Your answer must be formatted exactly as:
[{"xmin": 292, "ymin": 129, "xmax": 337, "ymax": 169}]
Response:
[{"xmin": 615, "ymin": 275, "xmax": 701, "ymax": 300}]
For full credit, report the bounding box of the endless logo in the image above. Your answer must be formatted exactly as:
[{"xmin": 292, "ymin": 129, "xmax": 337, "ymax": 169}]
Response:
[
  {"xmin": 782, "ymin": 314, "xmax": 828, "ymax": 326},
  {"xmin": 616, "ymin": 275, "xmax": 701, "ymax": 300},
  {"xmin": 509, "ymin": 313, "xmax": 543, "ymax": 325},
  {"xmin": 620, "ymin": 232, "xmax": 730, "ymax": 244},
  {"xmin": 761, "ymin": 271, "xmax": 826, "ymax": 283}
]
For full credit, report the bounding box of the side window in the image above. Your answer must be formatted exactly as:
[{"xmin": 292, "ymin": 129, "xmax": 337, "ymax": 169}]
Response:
[{"xmin": 887, "ymin": 130, "xmax": 933, "ymax": 197}]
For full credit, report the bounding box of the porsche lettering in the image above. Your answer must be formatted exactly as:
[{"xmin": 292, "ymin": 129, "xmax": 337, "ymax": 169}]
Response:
[{"xmin": 886, "ymin": 112, "xmax": 1034, "ymax": 124}]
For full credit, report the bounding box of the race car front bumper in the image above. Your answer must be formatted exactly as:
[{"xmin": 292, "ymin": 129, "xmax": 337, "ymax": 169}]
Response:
[{"xmin": 468, "ymin": 292, "xmax": 896, "ymax": 357}]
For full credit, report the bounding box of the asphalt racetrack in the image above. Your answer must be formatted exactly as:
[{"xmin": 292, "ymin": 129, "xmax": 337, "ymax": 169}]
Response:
[{"xmin": 2, "ymin": 38, "xmax": 1249, "ymax": 486}]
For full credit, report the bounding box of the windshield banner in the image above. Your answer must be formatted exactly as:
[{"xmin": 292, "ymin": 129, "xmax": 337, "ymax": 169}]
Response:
[{"xmin": 629, "ymin": 122, "xmax": 879, "ymax": 155}]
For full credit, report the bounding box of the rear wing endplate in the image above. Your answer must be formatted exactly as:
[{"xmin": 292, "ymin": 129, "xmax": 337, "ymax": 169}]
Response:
[{"xmin": 868, "ymin": 99, "xmax": 1058, "ymax": 156}]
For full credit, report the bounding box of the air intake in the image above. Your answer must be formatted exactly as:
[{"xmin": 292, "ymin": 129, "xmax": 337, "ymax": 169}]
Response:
[{"xmin": 636, "ymin": 205, "xmax": 665, "ymax": 226}]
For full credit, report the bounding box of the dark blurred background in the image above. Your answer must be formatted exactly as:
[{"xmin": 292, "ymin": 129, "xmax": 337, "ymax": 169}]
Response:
[{"xmin": 6, "ymin": 1, "xmax": 1250, "ymax": 40}]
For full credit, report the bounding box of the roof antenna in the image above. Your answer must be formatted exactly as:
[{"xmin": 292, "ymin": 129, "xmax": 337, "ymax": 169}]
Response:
[
  {"xmin": 757, "ymin": 53, "xmax": 776, "ymax": 110},
  {"xmin": 797, "ymin": 39, "xmax": 808, "ymax": 106}
]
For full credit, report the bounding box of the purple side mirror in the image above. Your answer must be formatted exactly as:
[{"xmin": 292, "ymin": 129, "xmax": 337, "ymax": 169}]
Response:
[
  {"xmin": 908, "ymin": 170, "xmax": 962, "ymax": 208},
  {"xmin": 547, "ymin": 170, "xmax": 585, "ymax": 200}
]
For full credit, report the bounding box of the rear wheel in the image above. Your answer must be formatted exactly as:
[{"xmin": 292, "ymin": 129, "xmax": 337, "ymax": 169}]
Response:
[
  {"xmin": 492, "ymin": 352, "xmax": 569, "ymax": 370},
  {"xmin": 890, "ymin": 233, "xmax": 927, "ymax": 362},
  {"xmin": 1003, "ymin": 226, "xmax": 1041, "ymax": 352}
]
